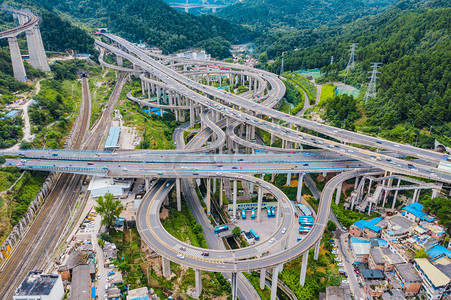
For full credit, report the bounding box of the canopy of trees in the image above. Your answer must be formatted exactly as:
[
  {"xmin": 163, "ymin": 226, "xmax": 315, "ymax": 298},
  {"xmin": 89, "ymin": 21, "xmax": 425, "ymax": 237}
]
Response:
[
  {"xmin": 423, "ymin": 196, "xmax": 451, "ymax": 233},
  {"xmin": 25, "ymin": 0, "xmax": 254, "ymax": 54},
  {"xmin": 218, "ymin": 0, "xmax": 395, "ymax": 30},
  {"xmin": 95, "ymin": 193, "xmax": 124, "ymax": 228}
]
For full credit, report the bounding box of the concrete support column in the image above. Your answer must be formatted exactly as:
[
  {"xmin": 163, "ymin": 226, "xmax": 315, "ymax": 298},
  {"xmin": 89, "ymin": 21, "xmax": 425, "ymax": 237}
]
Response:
[
  {"xmin": 257, "ymin": 187, "xmax": 263, "ymax": 222},
  {"xmin": 231, "ymin": 272, "xmax": 238, "ymax": 300},
  {"xmin": 412, "ymin": 189, "xmax": 418, "ymax": 203},
  {"xmin": 212, "ymin": 178, "xmax": 216, "ymax": 194},
  {"xmin": 286, "ymin": 173, "xmax": 291, "ymax": 186},
  {"xmin": 233, "ymin": 180, "xmax": 237, "ymax": 219},
  {"xmin": 300, "ymin": 252, "xmax": 308, "ymax": 286},
  {"xmin": 219, "ymin": 179, "xmax": 223, "ymax": 206},
  {"xmin": 297, "ymin": 173, "xmax": 304, "ymax": 202},
  {"xmin": 116, "ymin": 55, "xmax": 123, "ymax": 66},
  {"xmin": 32, "ymin": 26, "xmax": 50, "ymax": 71},
  {"xmin": 368, "ymin": 202, "xmax": 372, "ymax": 216},
  {"xmin": 176, "ymin": 178, "xmax": 181, "ymax": 211},
  {"xmin": 195, "ymin": 269, "xmax": 202, "ymax": 296},
  {"xmin": 206, "ymin": 178, "xmax": 211, "ymax": 215},
  {"xmin": 8, "ymin": 36, "xmax": 27, "ymax": 82},
  {"xmin": 162, "ymin": 257, "xmax": 171, "ymax": 277},
  {"xmin": 260, "ymin": 268, "xmax": 266, "ymax": 290},
  {"xmin": 145, "ymin": 178, "xmax": 150, "ymax": 192},
  {"xmin": 314, "ymin": 240, "xmax": 320, "ymax": 260},
  {"xmin": 271, "ymin": 264, "xmax": 282, "ymax": 300},
  {"xmin": 270, "ymin": 133, "xmax": 275, "ymax": 145},
  {"xmin": 354, "ymin": 176, "xmax": 360, "ymax": 190},
  {"xmin": 25, "ymin": 29, "xmax": 40, "ymax": 70},
  {"xmin": 190, "ymin": 100, "xmax": 195, "ymax": 127},
  {"xmin": 335, "ymin": 182, "xmax": 342, "ymax": 205}
]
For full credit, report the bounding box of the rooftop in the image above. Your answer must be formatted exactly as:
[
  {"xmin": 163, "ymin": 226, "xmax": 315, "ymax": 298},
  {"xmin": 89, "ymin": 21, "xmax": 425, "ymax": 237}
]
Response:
[
  {"xmin": 432, "ymin": 256, "xmax": 451, "ymax": 278},
  {"xmin": 353, "ymin": 217, "xmax": 383, "ymax": 233},
  {"xmin": 70, "ymin": 264, "xmax": 90, "ymax": 300},
  {"xmin": 426, "ymin": 245, "xmax": 451, "ymax": 259},
  {"xmin": 127, "ymin": 287, "xmax": 149, "ymax": 300},
  {"xmin": 389, "ymin": 215, "xmax": 415, "ymax": 230},
  {"xmin": 14, "ymin": 271, "xmax": 60, "ymax": 296},
  {"xmin": 402, "ymin": 203, "xmax": 434, "ymax": 222},
  {"xmin": 381, "ymin": 247, "xmax": 404, "ymax": 265},
  {"xmin": 361, "ymin": 269, "xmax": 384, "ymax": 279},
  {"xmin": 395, "ymin": 263, "xmax": 421, "ymax": 283},
  {"xmin": 105, "ymin": 126, "xmax": 121, "ymax": 149},
  {"xmin": 370, "ymin": 248, "xmax": 384, "ymax": 264},
  {"xmin": 415, "ymin": 258, "xmax": 450, "ymax": 288}
]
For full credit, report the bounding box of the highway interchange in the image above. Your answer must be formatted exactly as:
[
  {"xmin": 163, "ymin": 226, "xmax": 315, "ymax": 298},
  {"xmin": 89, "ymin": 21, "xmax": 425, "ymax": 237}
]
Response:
[{"xmin": 1, "ymin": 24, "xmax": 450, "ymax": 299}]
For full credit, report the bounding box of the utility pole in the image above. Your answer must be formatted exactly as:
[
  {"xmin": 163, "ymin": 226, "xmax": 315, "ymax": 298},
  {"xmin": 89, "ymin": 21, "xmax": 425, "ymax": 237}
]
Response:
[
  {"xmin": 364, "ymin": 62, "xmax": 382, "ymax": 104},
  {"xmin": 346, "ymin": 43, "xmax": 357, "ymax": 72}
]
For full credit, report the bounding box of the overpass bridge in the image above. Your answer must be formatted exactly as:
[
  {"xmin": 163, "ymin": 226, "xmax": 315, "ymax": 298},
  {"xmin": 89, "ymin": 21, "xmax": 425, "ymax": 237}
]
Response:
[{"xmin": 0, "ymin": 8, "xmax": 50, "ymax": 82}]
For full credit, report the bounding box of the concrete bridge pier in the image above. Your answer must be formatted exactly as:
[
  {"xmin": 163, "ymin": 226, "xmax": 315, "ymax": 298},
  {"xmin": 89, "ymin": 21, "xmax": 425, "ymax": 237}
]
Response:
[
  {"xmin": 271, "ymin": 264, "xmax": 283, "ymax": 300},
  {"xmin": 231, "ymin": 272, "xmax": 238, "ymax": 300},
  {"xmin": 286, "ymin": 173, "xmax": 291, "ymax": 186},
  {"xmin": 253, "ymin": 268, "xmax": 263, "ymax": 291},
  {"xmin": 392, "ymin": 178, "xmax": 401, "ymax": 209},
  {"xmin": 176, "ymin": 178, "xmax": 181, "ymax": 211},
  {"xmin": 232, "ymin": 180, "xmax": 237, "ymax": 219},
  {"xmin": 116, "ymin": 55, "xmax": 123, "ymax": 66},
  {"xmin": 190, "ymin": 100, "xmax": 195, "ymax": 127},
  {"xmin": 314, "ymin": 240, "xmax": 320, "ymax": 260},
  {"xmin": 300, "ymin": 251, "xmax": 308, "ymax": 286},
  {"xmin": 195, "ymin": 269, "xmax": 202, "ymax": 296},
  {"xmin": 145, "ymin": 178, "xmax": 150, "ymax": 192},
  {"xmin": 32, "ymin": 26, "xmax": 50, "ymax": 71},
  {"xmin": 219, "ymin": 179, "xmax": 223, "ymax": 206},
  {"xmin": 206, "ymin": 178, "xmax": 211, "ymax": 215},
  {"xmin": 8, "ymin": 36, "xmax": 27, "ymax": 82},
  {"xmin": 297, "ymin": 173, "xmax": 304, "ymax": 202},
  {"xmin": 257, "ymin": 186, "xmax": 263, "ymax": 222},
  {"xmin": 335, "ymin": 182, "xmax": 342, "ymax": 205},
  {"xmin": 162, "ymin": 257, "xmax": 171, "ymax": 277}
]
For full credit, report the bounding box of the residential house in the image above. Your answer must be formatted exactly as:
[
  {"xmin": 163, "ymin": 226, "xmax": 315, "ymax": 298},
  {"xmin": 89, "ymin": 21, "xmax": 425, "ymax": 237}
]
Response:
[
  {"xmin": 414, "ymin": 258, "xmax": 450, "ymax": 300},
  {"xmin": 394, "ymin": 263, "xmax": 422, "ymax": 297}
]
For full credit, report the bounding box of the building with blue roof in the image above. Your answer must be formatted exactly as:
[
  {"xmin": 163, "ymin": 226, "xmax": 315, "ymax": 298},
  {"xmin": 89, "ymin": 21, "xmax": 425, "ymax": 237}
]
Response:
[
  {"xmin": 402, "ymin": 203, "xmax": 434, "ymax": 223},
  {"xmin": 426, "ymin": 245, "xmax": 451, "ymax": 259},
  {"xmin": 1, "ymin": 109, "xmax": 21, "ymax": 120},
  {"xmin": 350, "ymin": 217, "xmax": 385, "ymax": 238},
  {"xmin": 105, "ymin": 126, "xmax": 121, "ymax": 150}
]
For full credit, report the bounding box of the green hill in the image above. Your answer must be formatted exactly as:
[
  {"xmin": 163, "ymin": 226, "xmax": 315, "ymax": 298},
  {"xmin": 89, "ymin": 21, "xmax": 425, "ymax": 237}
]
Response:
[
  {"xmin": 24, "ymin": 0, "xmax": 255, "ymax": 53},
  {"xmin": 217, "ymin": 0, "xmax": 396, "ymax": 30},
  {"xmin": 262, "ymin": 4, "xmax": 450, "ymax": 147}
]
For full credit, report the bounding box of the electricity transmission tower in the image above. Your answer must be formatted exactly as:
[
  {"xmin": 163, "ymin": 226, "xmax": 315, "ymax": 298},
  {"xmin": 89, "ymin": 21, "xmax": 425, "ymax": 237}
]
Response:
[
  {"xmin": 364, "ymin": 63, "xmax": 382, "ymax": 104},
  {"xmin": 345, "ymin": 43, "xmax": 357, "ymax": 72}
]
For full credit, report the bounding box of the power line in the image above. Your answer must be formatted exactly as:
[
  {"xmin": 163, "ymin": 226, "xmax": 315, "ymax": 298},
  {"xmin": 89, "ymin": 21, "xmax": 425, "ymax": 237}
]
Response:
[{"xmin": 364, "ymin": 62, "xmax": 382, "ymax": 104}]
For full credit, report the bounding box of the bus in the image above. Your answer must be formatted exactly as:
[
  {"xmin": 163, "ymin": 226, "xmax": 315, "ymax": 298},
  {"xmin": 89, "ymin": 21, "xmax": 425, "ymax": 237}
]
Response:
[
  {"xmin": 241, "ymin": 209, "xmax": 246, "ymax": 220},
  {"xmin": 300, "ymin": 221, "xmax": 314, "ymax": 227},
  {"xmin": 271, "ymin": 206, "xmax": 275, "ymax": 217},
  {"xmin": 266, "ymin": 207, "xmax": 272, "ymax": 218},
  {"xmin": 91, "ymin": 287, "xmax": 96, "ymax": 300},
  {"xmin": 250, "ymin": 229, "xmax": 260, "ymax": 241},
  {"xmin": 251, "ymin": 208, "xmax": 255, "ymax": 220},
  {"xmin": 299, "ymin": 226, "xmax": 311, "ymax": 234},
  {"xmin": 214, "ymin": 225, "xmax": 229, "ymax": 233}
]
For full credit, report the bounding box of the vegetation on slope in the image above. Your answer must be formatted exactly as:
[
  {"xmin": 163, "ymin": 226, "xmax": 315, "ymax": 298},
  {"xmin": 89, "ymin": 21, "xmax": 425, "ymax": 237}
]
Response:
[{"xmin": 261, "ymin": 5, "xmax": 450, "ymax": 147}]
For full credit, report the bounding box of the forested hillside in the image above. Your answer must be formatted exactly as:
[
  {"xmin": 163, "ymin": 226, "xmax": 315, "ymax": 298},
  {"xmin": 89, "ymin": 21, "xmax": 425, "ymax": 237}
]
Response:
[
  {"xmin": 262, "ymin": 4, "xmax": 450, "ymax": 147},
  {"xmin": 217, "ymin": 0, "xmax": 395, "ymax": 30},
  {"xmin": 23, "ymin": 0, "xmax": 254, "ymax": 54}
]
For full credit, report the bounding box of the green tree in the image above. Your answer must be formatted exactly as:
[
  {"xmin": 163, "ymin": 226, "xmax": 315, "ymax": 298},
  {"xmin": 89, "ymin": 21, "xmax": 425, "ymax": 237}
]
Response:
[
  {"xmin": 232, "ymin": 226, "xmax": 241, "ymax": 238},
  {"xmin": 0, "ymin": 156, "xmax": 5, "ymax": 165},
  {"xmin": 95, "ymin": 193, "xmax": 124, "ymax": 229},
  {"xmin": 415, "ymin": 248, "xmax": 428, "ymax": 258},
  {"xmin": 327, "ymin": 220, "xmax": 337, "ymax": 233}
]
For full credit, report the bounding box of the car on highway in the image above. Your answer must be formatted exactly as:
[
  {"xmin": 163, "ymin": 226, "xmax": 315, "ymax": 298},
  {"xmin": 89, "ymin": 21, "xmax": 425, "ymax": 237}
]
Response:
[
  {"xmin": 334, "ymin": 258, "xmax": 342, "ymax": 262},
  {"xmin": 342, "ymin": 280, "xmax": 349, "ymax": 284},
  {"xmin": 232, "ymin": 166, "xmax": 237, "ymax": 169},
  {"xmin": 166, "ymin": 183, "xmax": 170, "ymax": 187},
  {"xmin": 269, "ymin": 238, "xmax": 276, "ymax": 244},
  {"xmin": 180, "ymin": 246, "xmax": 186, "ymax": 251},
  {"xmin": 337, "ymin": 263, "xmax": 344, "ymax": 267},
  {"xmin": 193, "ymin": 172, "xmax": 199, "ymax": 175},
  {"xmin": 177, "ymin": 254, "xmax": 185, "ymax": 259},
  {"xmin": 201, "ymin": 252, "xmax": 209, "ymax": 256},
  {"xmin": 87, "ymin": 162, "xmax": 94, "ymax": 165},
  {"xmin": 281, "ymin": 228, "xmax": 287, "ymax": 234}
]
